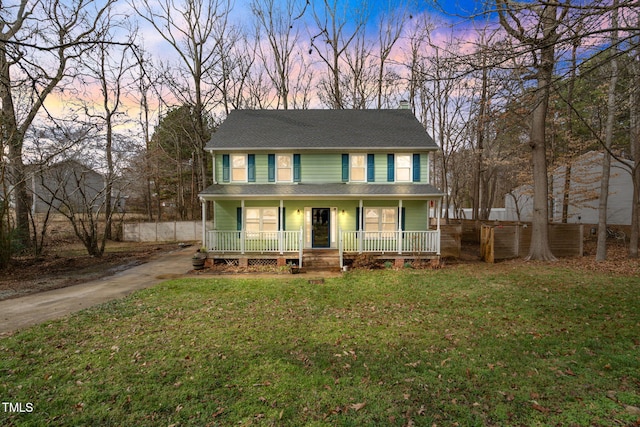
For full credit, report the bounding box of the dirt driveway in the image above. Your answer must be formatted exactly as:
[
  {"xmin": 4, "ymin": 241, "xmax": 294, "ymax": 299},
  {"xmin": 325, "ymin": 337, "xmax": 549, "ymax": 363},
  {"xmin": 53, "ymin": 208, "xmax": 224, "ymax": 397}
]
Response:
[{"xmin": 0, "ymin": 246, "xmax": 193, "ymax": 336}]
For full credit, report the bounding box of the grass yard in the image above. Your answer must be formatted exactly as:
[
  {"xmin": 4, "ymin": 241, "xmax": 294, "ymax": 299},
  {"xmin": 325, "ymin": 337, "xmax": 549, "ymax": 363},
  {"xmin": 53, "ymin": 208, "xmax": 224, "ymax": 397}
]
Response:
[{"xmin": 1, "ymin": 266, "xmax": 639, "ymax": 426}]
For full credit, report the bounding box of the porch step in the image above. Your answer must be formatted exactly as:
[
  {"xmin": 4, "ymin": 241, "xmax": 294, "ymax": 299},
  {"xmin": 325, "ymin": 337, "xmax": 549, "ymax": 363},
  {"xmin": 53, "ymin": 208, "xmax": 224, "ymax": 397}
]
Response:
[{"xmin": 303, "ymin": 250, "xmax": 340, "ymax": 269}]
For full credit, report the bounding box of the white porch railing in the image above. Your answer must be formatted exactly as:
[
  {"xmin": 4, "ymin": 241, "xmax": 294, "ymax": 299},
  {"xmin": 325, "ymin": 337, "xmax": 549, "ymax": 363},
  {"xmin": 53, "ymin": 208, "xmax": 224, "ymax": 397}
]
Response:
[
  {"xmin": 339, "ymin": 230, "xmax": 440, "ymax": 267},
  {"xmin": 206, "ymin": 228, "xmax": 304, "ymax": 267},
  {"xmin": 207, "ymin": 229, "xmax": 302, "ymax": 254}
]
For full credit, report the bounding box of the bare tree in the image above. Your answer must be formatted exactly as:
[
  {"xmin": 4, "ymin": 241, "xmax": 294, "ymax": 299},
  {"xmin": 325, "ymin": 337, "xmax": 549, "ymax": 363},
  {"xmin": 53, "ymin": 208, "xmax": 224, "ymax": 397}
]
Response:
[
  {"xmin": 630, "ymin": 12, "xmax": 640, "ymax": 258},
  {"xmin": 309, "ymin": 0, "xmax": 368, "ymax": 109},
  {"xmin": 375, "ymin": 1, "xmax": 407, "ymax": 109},
  {"xmin": 497, "ymin": 0, "xmax": 568, "ymax": 261},
  {"xmin": 596, "ymin": 0, "xmax": 619, "ymax": 262},
  {"xmin": 213, "ymin": 24, "xmax": 258, "ymax": 112},
  {"xmin": 132, "ymin": 0, "xmax": 230, "ymax": 198},
  {"xmin": 80, "ymin": 19, "xmax": 137, "ymax": 240},
  {"xmin": 342, "ymin": 29, "xmax": 376, "ymax": 108},
  {"xmin": 1, "ymin": 0, "xmax": 116, "ymax": 254},
  {"xmin": 420, "ymin": 36, "xmax": 472, "ymax": 221},
  {"xmin": 251, "ymin": 0, "xmax": 307, "ymax": 109}
]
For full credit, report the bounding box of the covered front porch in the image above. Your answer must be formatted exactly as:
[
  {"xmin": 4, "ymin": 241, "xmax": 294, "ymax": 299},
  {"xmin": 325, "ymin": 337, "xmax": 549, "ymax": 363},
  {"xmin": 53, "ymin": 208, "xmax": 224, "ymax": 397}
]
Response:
[
  {"xmin": 204, "ymin": 228, "xmax": 441, "ymax": 269},
  {"xmin": 199, "ymin": 183, "xmax": 443, "ymax": 269}
]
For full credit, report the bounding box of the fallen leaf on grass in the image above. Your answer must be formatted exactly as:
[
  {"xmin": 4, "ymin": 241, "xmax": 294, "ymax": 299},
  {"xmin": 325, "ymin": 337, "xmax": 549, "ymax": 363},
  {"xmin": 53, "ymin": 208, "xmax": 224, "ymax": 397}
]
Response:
[
  {"xmin": 532, "ymin": 402, "xmax": 550, "ymax": 414},
  {"xmin": 211, "ymin": 407, "xmax": 224, "ymax": 418},
  {"xmin": 624, "ymin": 405, "xmax": 640, "ymax": 416},
  {"xmin": 253, "ymin": 381, "xmax": 272, "ymax": 387},
  {"xmin": 350, "ymin": 402, "xmax": 366, "ymax": 412}
]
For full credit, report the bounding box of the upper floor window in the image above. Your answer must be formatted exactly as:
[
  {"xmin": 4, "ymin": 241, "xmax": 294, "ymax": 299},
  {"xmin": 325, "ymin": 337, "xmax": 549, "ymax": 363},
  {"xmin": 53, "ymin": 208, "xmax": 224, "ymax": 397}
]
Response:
[
  {"xmin": 277, "ymin": 154, "xmax": 292, "ymax": 182},
  {"xmin": 350, "ymin": 154, "xmax": 366, "ymax": 182},
  {"xmin": 396, "ymin": 154, "xmax": 412, "ymax": 182},
  {"xmin": 268, "ymin": 153, "xmax": 300, "ymax": 182},
  {"xmin": 387, "ymin": 153, "xmax": 420, "ymax": 182},
  {"xmin": 231, "ymin": 154, "xmax": 247, "ymax": 181},
  {"xmin": 223, "ymin": 154, "xmax": 255, "ymax": 182}
]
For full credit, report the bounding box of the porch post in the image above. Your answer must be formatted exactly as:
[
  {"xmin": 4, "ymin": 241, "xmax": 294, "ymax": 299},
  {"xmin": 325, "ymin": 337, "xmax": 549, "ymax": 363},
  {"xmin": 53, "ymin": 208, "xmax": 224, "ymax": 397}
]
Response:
[
  {"xmin": 398, "ymin": 199, "xmax": 403, "ymax": 254},
  {"xmin": 339, "ymin": 227, "xmax": 343, "ymax": 268},
  {"xmin": 212, "ymin": 154, "xmax": 217, "ymax": 184},
  {"xmin": 201, "ymin": 197, "xmax": 207, "ymax": 249},
  {"xmin": 299, "ymin": 226, "xmax": 303, "ymax": 267},
  {"xmin": 241, "ymin": 199, "xmax": 245, "ymax": 254},
  {"xmin": 279, "ymin": 199, "xmax": 284, "ymax": 254},
  {"xmin": 358, "ymin": 199, "xmax": 363, "ymax": 253},
  {"xmin": 437, "ymin": 198, "xmax": 441, "ymax": 255}
]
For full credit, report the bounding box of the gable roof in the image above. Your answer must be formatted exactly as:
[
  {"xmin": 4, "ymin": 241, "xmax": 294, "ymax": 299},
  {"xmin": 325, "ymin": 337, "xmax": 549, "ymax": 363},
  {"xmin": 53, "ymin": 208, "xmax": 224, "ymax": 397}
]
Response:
[{"xmin": 206, "ymin": 109, "xmax": 438, "ymax": 151}]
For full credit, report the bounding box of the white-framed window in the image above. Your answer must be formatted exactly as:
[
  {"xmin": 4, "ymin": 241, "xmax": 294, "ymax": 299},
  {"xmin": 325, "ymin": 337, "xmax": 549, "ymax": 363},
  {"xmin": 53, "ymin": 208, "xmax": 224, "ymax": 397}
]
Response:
[
  {"xmin": 350, "ymin": 154, "xmax": 366, "ymax": 182},
  {"xmin": 277, "ymin": 154, "xmax": 293, "ymax": 182},
  {"xmin": 245, "ymin": 207, "xmax": 278, "ymax": 235},
  {"xmin": 364, "ymin": 207, "xmax": 397, "ymax": 237},
  {"xmin": 231, "ymin": 154, "xmax": 247, "ymax": 182},
  {"xmin": 396, "ymin": 154, "xmax": 412, "ymax": 182}
]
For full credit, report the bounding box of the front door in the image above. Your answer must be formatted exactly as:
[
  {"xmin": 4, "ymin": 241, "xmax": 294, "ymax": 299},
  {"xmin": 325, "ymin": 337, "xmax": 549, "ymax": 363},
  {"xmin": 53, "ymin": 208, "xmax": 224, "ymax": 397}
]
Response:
[{"xmin": 312, "ymin": 208, "xmax": 331, "ymax": 248}]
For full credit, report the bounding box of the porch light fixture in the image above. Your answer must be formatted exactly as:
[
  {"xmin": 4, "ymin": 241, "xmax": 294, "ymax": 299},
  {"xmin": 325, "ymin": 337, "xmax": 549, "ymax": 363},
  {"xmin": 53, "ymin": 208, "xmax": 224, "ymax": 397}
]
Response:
[{"xmin": 296, "ymin": 209, "xmax": 301, "ymax": 214}]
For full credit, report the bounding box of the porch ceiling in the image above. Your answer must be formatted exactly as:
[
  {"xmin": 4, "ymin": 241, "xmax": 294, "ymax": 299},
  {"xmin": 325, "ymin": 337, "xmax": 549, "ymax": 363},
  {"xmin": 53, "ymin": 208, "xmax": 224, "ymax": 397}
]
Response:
[{"xmin": 199, "ymin": 183, "xmax": 444, "ymax": 200}]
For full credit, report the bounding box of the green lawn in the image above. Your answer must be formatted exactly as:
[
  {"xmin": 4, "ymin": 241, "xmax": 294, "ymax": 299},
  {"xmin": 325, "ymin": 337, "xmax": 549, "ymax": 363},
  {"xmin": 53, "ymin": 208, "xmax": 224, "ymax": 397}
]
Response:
[{"xmin": 1, "ymin": 266, "xmax": 639, "ymax": 426}]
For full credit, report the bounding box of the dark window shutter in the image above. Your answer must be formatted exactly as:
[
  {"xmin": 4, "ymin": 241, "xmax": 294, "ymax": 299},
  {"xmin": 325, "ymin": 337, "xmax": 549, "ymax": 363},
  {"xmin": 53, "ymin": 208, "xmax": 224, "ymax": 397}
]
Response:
[
  {"xmin": 236, "ymin": 207, "xmax": 242, "ymax": 231},
  {"xmin": 355, "ymin": 207, "xmax": 361, "ymax": 230},
  {"xmin": 248, "ymin": 154, "xmax": 256, "ymax": 182},
  {"xmin": 222, "ymin": 154, "xmax": 230, "ymax": 182},
  {"xmin": 293, "ymin": 154, "xmax": 301, "ymax": 182},
  {"xmin": 367, "ymin": 154, "xmax": 375, "ymax": 182},
  {"xmin": 342, "ymin": 154, "xmax": 349, "ymax": 182},
  {"xmin": 412, "ymin": 154, "xmax": 420, "ymax": 182},
  {"xmin": 268, "ymin": 154, "xmax": 275, "ymax": 182},
  {"xmin": 401, "ymin": 207, "xmax": 406, "ymax": 231},
  {"xmin": 387, "ymin": 154, "xmax": 394, "ymax": 182}
]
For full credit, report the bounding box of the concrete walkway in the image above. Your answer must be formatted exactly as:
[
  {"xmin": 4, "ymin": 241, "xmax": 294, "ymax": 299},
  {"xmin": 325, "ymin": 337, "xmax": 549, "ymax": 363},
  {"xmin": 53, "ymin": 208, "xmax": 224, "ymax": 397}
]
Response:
[{"xmin": 0, "ymin": 246, "xmax": 194, "ymax": 336}]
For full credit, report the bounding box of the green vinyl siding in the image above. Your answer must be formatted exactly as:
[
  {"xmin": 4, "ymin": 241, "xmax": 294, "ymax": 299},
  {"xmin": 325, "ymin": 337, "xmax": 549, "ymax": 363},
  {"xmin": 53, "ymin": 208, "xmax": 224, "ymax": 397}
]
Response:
[
  {"xmin": 402, "ymin": 200, "xmax": 429, "ymax": 230},
  {"xmin": 214, "ymin": 152, "xmax": 430, "ymax": 184},
  {"xmin": 215, "ymin": 201, "xmax": 239, "ymax": 230},
  {"xmin": 303, "ymin": 153, "xmax": 344, "ymax": 183}
]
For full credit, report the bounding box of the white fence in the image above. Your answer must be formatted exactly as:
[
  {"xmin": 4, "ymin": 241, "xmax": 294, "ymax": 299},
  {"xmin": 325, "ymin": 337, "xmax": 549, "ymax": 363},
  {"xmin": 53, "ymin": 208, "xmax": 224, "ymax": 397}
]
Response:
[{"xmin": 123, "ymin": 221, "xmax": 204, "ymax": 242}]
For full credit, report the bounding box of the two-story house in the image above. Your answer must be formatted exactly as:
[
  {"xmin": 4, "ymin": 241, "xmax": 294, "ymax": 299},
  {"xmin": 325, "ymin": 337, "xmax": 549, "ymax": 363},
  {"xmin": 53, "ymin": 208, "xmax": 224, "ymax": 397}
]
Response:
[{"xmin": 199, "ymin": 109, "xmax": 443, "ymax": 269}]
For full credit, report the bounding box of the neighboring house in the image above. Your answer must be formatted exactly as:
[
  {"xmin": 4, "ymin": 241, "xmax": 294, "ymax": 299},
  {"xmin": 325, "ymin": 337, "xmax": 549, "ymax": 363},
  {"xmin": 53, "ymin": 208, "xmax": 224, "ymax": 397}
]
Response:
[
  {"xmin": 199, "ymin": 109, "xmax": 444, "ymax": 268},
  {"xmin": 2, "ymin": 160, "xmax": 126, "ymax": 216},
  {"xmin": 505, "ymin": 151, "xmax": 633, "ymax": 225},
  {"xmin": 28, "ymin": 160, "xmax": 105, "ymax": 214}
]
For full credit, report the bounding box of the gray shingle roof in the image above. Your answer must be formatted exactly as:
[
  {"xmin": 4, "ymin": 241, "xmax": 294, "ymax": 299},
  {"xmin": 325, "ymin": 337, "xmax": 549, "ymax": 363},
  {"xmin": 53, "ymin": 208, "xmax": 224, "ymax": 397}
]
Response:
[
  {"xmin": 200, "ymin": 183, "xmax": 443, "ymax": 199},
  {"xmin": 206, "ymin": 109, "xmax": 438, "ymax": 151}
]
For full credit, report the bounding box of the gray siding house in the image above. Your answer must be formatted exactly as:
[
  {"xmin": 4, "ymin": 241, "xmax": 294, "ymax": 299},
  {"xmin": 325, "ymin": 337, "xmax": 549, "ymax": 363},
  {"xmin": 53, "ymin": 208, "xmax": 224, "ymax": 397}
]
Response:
[
  {"xmin": 505, "ymin": 151, "xmax": 633, "ymax": 225},
  {"xmin": 199, "ymin": 109, "xmax": 444, "ymax": 268},
  {"xmin": 28, "ymin": 160, "xmax": 106, "ymax": 214}
]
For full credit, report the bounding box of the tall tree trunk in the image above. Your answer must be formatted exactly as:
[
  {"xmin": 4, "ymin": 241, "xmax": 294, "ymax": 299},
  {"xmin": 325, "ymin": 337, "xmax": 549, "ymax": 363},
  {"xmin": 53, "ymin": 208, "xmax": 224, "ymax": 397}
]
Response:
[
  {"xmin": 525, "ymin": 3, "xmax": 558, "ymax": 261},
  {"xmin": 629, "ymin": 12, "xmax": 640, "ymax": 258},
  {"xmin": 472, "ymin": 63, "xmax": 488, "ymax": 221},
  {"xmin": 596, "ymin": 1, "xmax": 619, "ymax": 262},
  {"xmin": 0, "ymin": 45, "xmax": 30, "ymax": 250},
  {"xmin": 562, "ymin": 37, "xmax": 580, "ymax": 223}
]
